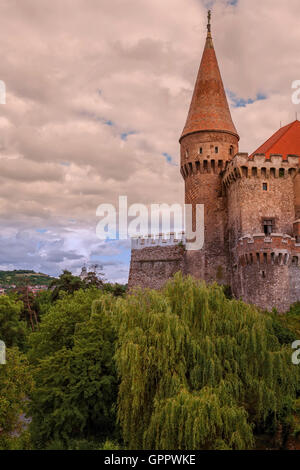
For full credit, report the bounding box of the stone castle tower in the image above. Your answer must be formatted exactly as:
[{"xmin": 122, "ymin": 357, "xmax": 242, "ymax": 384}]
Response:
[{"xmin": 128, "ymin": 12, "xmax": 300, "ymax": 313}]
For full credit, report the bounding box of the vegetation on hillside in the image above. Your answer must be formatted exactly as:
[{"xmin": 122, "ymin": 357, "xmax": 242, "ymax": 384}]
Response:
[{"xmin": 0, "ymin": 270, "xmax": 53, "ymax": 288}]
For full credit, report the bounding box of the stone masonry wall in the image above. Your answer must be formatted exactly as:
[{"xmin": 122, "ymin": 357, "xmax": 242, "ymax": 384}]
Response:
[
  {"xmin": 224, "ymin": 153, "xmax": 299, "ymax": 309},
  {"xmin": 128, "ymin": 244, "xmax": 186, "ymax": 290},
  {"xmin": 180, "ymin": 130, "xmax": 239, "ymax": 284},
  {"xmin": 237, "ymin": 234, "xmax": 300, "ymax": 312}
]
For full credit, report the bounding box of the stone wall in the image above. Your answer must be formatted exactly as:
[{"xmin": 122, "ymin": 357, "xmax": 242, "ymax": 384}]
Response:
[
  {"xmin": 128, "ymin": 243, "xmax": 186, "ymax": 290},
  {"xmin": 180, "ymin": 130, "xmax": 239, "ymax": 284},
  {"xmin": 224, "ymin": 153, "xmax": 299, "ymax": 310},
  {"xmin": 236, "ymin": 234, "xmax": 300, "ymax": 312}
]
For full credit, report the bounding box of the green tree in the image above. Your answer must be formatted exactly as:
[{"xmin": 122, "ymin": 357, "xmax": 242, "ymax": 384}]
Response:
[
  {"xmin": 0, "ymin": 348, "xmax": 34, "ymax": 449},
  {"xmin": 29, "ymin": 290, "xmax": 118, "ymax": 448},
  {"xmin": 28, "ymin": 288, "xmax": 100, "ymax": 361},
  {"xmin": 49, "ymin": 270, "xmax": 85, "ymax": 301},
  {"xmin": 115, "ymin": 273, "xmax": 299, "ymax": 450},
  {"xmin": 0, "ymin": 295, "xmax": 27, "ymax": 349}
]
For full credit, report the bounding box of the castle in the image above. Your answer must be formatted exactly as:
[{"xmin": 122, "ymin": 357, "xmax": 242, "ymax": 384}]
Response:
[{"xmin": 128, "ymin": 12, "xmax": 300, "ymax": 313}]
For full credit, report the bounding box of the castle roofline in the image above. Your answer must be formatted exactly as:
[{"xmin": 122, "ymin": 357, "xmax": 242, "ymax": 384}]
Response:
[{"xmin": 250, "ymin": 120, "xmax": 300, "ymax": 160}]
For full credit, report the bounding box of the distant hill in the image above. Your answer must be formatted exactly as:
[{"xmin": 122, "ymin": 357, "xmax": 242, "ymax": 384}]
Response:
[{"xmin": 0, "ymin": 270, "xmax": 55, "ymax": 287}]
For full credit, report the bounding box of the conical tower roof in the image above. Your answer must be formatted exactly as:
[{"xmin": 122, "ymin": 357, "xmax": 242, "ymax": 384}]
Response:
[{"xmin": 180, "ymin": 11, "xmax": 239, "ymax": 142}]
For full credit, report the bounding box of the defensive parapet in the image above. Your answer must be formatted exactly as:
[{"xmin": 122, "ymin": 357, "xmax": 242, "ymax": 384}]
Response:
[
  {"xmin": 131, "ymin": 232, "xmax": 185, "ymax": 250},
  {"xmin": 236, "ymin": 232, "xmax": 300, "ymax": 312},
  {"xmin": 237, "ymin": 233, "xmax": 300, "ymax": 267},
  {"xmin": 222, "ymin": 153, "xmax": 299, "ymax": 189},
  {"xmin": 180, "ymin": 156, "xmax": 230, "ymax": 179}
]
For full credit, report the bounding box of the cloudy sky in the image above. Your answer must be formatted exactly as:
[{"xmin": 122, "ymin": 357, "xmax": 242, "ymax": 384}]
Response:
[{"xmin": 0, "ymin": 0, "xmax": 299, "ymax": 283}]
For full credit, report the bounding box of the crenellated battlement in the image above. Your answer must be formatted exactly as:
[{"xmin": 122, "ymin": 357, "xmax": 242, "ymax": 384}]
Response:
[
  {"xmin": 222, "ymin": 153, "xmax": 300, "ymax": 189},
  {"xmin": 237, "ymin": 233, "xmax": 300, "ymax": 266},
  {"xmin": 180, "ymin": 158, "xmax": 229, "ymax": 179},
  {"xmin": 131, "ymin": 232, "xmax": 186, "ymax": 250}
]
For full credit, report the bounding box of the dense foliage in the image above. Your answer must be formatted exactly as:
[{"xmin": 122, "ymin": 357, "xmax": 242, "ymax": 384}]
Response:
[
  {"xmin": 29, "ymin": 289, "xmax": 118, "ymax": 448},
  {"xmin": 114, "ymin": 274, "xmax": 300, "ymax": 449},
  {"xmin": 1, "ymin": 270, "xmax": 300, "ymax": 450},
  {"xmin": 0, "ymin": 295, "xmax": 27, "ymax": 349},
  {"xmin": 0, "ymin": 348, "xmax": 33, "ymax": 449}
]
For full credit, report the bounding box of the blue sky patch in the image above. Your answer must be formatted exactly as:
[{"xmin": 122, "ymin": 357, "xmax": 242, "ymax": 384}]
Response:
[
  {"xmin": 227, "ymin": 90, "xmax": 267, "ymax": 108},
  {"xmin": 162, "ymin": 152, "xmax": 178, "ymax": 166},
  {"xmin": 121, "ymin": 131, "xmax": 137, "ymax": 141}
]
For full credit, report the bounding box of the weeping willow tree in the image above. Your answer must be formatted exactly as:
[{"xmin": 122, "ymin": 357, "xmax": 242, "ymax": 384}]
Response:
[{"xmin": 113, "ymin": 273, "xmax": 300, "ymax": 450}]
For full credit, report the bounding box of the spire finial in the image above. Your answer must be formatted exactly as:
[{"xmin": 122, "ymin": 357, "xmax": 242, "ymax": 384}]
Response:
[{"xmin": 207, "ymin": 10, "xmax": 211, "ymax": 33}]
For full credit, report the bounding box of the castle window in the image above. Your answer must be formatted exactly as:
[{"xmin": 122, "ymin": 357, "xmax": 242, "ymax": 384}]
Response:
[
  {"xmin": 279, "ymin": 168, "xmax": 285, "ymax": 178},
  {"xmin": 215, "ymin": 146, "xmax": 219, "ymax": 154},
  {"xmin": 229, "ymin": 145, "xmax": 233, "ymax": 156},
  {"xmin": 262, "ymin": 182, "xmax": 268, "ymax": 191},
  {"xmin": 261, "ymin": 168, "xmax": 267, "ymax": 178},
  {"xmin": 185, "ymin": 150, "xmax": 189, "ymax": 159},
  {"xmin": 261, "ymin": 271, "xmax": 266, "ymax": 279},
  {"xmin": 241, "ymin": 166, "xmax": 248, "ymax": 177},
  {"xmin": 199, "ymin": 147, "xmax": 203, "ymax": 155},
  {"xmin": 263, "ymin": 219, "xmax": 275, "ymax": 236}
]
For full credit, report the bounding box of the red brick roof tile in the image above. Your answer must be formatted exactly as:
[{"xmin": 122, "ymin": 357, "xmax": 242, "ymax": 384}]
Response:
[{"xmin": 250, "ymin": 120, "xmax": 300, "ymax": 160}]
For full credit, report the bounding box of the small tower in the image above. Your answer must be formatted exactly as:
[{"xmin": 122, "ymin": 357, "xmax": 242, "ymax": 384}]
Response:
[{"xmin": 180, "ymin": 11, "xmax": 239, "ymax": 283}]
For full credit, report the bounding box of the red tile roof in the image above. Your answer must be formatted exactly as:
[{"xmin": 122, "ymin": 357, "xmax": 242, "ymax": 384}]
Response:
[
  {"xmin": 250, "ymin": 120, "xmax": 300, "ymax": 160},
  {"xmin": 180, "ymin": 31, "xmax": 239, "ymax": 142}
]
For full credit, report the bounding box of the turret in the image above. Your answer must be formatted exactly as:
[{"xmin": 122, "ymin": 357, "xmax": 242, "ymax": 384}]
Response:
[{"xmin": 180, "ymin": 11, "xmax": 239, "ymax": 283}]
